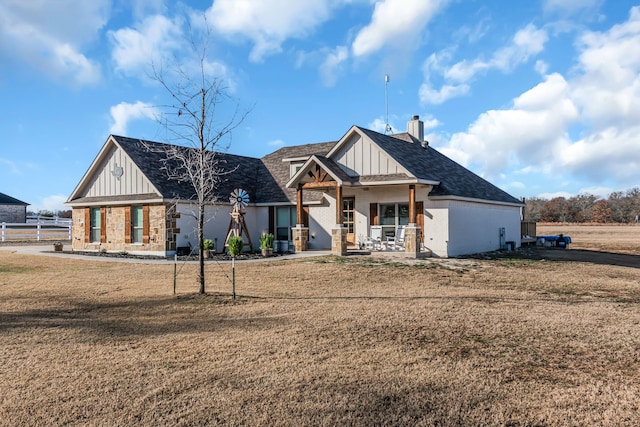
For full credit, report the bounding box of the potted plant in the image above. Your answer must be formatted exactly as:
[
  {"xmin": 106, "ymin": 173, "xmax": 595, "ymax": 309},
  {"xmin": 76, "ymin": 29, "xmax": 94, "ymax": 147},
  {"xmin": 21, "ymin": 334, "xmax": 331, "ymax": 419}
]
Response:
[
  {"xmin": 259, "ymin": 232, "xmax": 274, "ymax": 257},
  {"xmin": 202, "ymin": 239, "xmax": 214, "ymax": 259},
  {"xmin": 53, "ymin": 241, "xmax": 63, "ymax": 252}
]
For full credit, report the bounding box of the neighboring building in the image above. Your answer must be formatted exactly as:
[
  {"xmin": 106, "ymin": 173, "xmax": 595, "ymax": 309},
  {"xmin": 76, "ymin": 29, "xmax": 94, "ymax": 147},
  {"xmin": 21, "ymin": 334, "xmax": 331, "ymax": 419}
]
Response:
[
  {"xmin": 66, "ymin": 116, "xmax": 523, "ymax": 257},
  {"xmin": 0, "ymin": 192, "xmax": 28, "ymax": 223}
]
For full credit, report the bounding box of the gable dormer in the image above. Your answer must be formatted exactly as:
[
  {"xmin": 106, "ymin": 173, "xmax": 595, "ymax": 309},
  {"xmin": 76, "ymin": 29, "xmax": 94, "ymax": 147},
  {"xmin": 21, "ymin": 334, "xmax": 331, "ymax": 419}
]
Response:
[{"xmin": 282, "ymin": 155, "xmax": 309, "ymax": 178}]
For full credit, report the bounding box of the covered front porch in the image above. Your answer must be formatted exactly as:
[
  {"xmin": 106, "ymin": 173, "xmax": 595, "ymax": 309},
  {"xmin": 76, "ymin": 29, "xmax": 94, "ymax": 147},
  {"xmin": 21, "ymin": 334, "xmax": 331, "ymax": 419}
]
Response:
[{"xmin": 286, "ymin": 156, "xmax": 435, "ymax": 258}]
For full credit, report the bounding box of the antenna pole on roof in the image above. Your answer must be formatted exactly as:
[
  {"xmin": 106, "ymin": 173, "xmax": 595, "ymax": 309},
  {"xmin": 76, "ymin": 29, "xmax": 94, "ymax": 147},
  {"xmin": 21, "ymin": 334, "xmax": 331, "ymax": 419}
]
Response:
[{"xmin": 384, "ymin": 74, "xmax": 392, "ymax": 134}]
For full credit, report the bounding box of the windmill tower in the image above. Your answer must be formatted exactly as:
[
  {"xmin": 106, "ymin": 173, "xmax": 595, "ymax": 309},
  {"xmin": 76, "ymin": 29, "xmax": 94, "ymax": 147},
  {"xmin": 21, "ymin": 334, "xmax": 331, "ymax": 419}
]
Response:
[{"xmin": 225, "ymin": 188, "xmax": 253, "ymax": 252}]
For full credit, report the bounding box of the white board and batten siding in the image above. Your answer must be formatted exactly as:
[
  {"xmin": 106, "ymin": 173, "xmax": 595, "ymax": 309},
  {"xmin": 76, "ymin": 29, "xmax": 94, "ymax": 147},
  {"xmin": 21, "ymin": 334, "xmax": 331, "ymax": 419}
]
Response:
[
  {"xmin": 333, "ymin": 133, "xmax": 406, "ymax": 177},
  {"xmin": 83, "ymin": 145, "xmax": 157, "ymax": 198}
]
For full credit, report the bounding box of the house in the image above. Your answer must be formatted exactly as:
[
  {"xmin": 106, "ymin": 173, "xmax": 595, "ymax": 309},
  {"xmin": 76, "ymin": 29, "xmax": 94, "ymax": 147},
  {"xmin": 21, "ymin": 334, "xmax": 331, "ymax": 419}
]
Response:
[
  {"xmin": 0, "ymin": 192, "xmax": 28, "ymax": 223},
  {"xmin": 66, "ymin": 116, "xmax": 523, "ymax": 257}
]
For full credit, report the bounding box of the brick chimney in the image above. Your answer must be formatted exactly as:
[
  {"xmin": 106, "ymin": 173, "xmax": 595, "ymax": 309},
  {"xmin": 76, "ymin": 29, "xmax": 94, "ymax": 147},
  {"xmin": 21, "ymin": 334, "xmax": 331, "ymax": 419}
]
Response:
[{"xmin": 407, "ymin": 115, "xmax": 424, "ymax": 142}]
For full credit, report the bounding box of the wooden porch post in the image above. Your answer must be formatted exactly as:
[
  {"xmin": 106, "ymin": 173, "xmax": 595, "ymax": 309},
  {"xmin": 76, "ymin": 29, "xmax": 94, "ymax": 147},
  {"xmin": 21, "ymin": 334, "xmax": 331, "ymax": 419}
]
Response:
[
  {"xmin": 332, "ymin": 184, "xmax": 347, "ymax": 255},
  {"xmin": 335, "ymin": 184, "xmax": 343, "ymax": 224},
  {"xmin": 296, "ymin": 184, "xmax": 304, "ymax": 225},
  {"xmin": 409, "ymin": 184, "xmax": 416, "ymax": 224}
]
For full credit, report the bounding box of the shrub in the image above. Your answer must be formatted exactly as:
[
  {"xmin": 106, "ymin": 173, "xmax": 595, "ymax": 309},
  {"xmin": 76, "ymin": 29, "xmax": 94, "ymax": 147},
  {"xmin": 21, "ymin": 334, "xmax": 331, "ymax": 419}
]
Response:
[{"xmin": 227, "ymin": 236, "xmax": 243, "ymax": 256}]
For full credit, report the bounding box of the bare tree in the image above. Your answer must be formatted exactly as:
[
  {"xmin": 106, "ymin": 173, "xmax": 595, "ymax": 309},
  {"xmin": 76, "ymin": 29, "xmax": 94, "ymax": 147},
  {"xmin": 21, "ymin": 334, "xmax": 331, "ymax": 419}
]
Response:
[{"xmin": 152, "ymin": 23, "xmax": 249, "ymax": 294}]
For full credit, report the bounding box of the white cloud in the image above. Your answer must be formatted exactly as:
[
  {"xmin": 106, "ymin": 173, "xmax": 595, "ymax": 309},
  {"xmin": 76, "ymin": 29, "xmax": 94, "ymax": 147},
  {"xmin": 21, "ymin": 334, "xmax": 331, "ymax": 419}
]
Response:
[
  {"xmin": 419, "ymin": 50, "xmax": 471, "ymax": 104},
  {"xmin": 352, "ymin": 0, "xmax": 449, "ymax": 57},
  {"xmin": 440, "ymin": 73, "xmax": 579, "ymax": 177},
  {"xmin": 543, "ymin": 0, "xmax": 603, "ymax": 16},
  {"xmin": 437, "ymin": 7, "xmax": 640, "ymax": 192},
  {"xmin": 109, "ymin": 101, "xmax": 158, "ymax": 135},
  {"xmin": 536, "ymin": 191, "xmax": 573, "ymax": 199},
  {"xmin": 319, "ymin": 46, "xmax": 349, "ymax": 87},
  {"xmin": 131, "ymin": 0, "xmax": 166, "ymax": 19},
  {"xmin": 446, "ymin": 24, "xmax": 548, "ymax": 83},
  {"xmin": 109, "ymin": 14, "xmax": 184, "ymax": 77},
  {"xmin": 369, "ymin": 117, "xmax": 398, "ymax": 134},
  {"xmin": 419, "ymin": 82, "xmax": 470, "ymax": 105},
  {"xmin": 0, "ymin": 158, "xmax": 21, "ymax": 175},
  {"xmin": 422, "ymin": 116, "xmax": 441, "ymax": 130},
  {"xmin": 507, "ymin": 181, "xmax": 526, "ymax": 190},
  {"xmin": 0, "ymin": 0, "xmax": 107, "ymax": 85},
  {"xmin": 421, "ymin": 24, "xmax": 548, "ymax": 104},
  {"xmin": 206, "ymin": 0, "xmax": 336, "ymax": 62},
  {"xmin": 575, "ymin": 186, "xmax": 614, "ymax": 199},
  {"xmin": 535, "ymin": 59, "xmax": 549, "ymax": 75},
  {"xmin": 36, "ymin": 195, "xmax": 68, "ymax": 213},
  {"xmin": 560, "ymin": 126, "xmax": 640, "ymax": 182},
  {"xmin": 267, "ymin": 139, "xmax": 285, "ymax": 148},
  {"xmin": 570, "ymin": 7, "xmax": 640, "ymax": 130}
]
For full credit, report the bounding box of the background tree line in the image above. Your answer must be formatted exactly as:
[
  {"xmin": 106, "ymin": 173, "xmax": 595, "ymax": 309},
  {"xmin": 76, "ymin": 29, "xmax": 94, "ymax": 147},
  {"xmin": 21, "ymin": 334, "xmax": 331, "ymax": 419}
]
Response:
[{"xmin": 524, "ymin": 187, "xmax": 640, "ymax": 223}]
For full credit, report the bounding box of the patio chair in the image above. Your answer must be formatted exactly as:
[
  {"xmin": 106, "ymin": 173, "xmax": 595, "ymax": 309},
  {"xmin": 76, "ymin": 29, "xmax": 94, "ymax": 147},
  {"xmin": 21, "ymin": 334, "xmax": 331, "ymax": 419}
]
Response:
[
  {"xmin": 364, "ymin": 225, "xmax": 383, "ymax": 251},
  {"xmin": 386, "ymin": 225, "xmax": 405, "ymax": 250}
]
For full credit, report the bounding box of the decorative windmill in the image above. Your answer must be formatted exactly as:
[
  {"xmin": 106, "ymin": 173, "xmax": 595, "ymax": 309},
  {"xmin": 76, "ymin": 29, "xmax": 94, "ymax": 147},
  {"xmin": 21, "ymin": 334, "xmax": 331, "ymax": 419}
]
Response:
[{"xmin": 225, "ymin": 188, "xmax": 253, "ymax": 251}]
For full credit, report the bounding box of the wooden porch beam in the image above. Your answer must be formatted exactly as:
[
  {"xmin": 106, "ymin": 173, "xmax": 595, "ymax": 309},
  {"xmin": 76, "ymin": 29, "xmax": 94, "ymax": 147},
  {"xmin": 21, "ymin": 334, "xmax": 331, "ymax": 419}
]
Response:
[{"xmin": 301, "ymin": 181, "xmax": 337, "ymax": 189}]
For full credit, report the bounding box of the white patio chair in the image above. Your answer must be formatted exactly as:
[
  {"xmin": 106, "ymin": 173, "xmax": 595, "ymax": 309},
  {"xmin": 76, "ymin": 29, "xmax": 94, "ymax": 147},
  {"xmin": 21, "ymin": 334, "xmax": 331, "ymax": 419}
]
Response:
[
  {"xmin": 364, "ymin": 225, "xmax": 383, "ymax": 251},
  {"xmin": 386, "ymin": 225, "xmax": 405, "ymax": 250}
]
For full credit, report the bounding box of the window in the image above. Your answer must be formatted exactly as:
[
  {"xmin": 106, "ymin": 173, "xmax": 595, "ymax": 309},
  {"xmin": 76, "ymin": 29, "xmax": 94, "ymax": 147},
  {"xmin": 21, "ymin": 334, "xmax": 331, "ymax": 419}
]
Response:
[
  {"xmin": 276, "ymin": 206, "xmax": 296, "ymax": 241},
  {"xmin": 379, "ymin": 203, "xmax": 409, "ymax": 238},
  {"xmin": 290, "ymin": 162, "xmax": 304, "ymax": 178},
  {"xmin": 131, "ymin": 206, "xmax": 143, "ymax": 243},
  {"xmin": 90, "ymin": 207, "xmax": 101, "ymax": 243},
  {"xmin": 342, "ymin": 198, "xmax": 355, "ymax": 234}
]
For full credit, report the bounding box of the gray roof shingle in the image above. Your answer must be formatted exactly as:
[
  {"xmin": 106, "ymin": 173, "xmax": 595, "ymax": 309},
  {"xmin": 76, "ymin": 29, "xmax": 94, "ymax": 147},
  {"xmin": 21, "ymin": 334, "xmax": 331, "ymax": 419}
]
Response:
[
  {"xmin": 357, "ymin": 127, "xmax": 522, "ymax": 204},
  {"xmin": 0, "ymin": 192, "xmax": 28, "ymax": 205},
  {"xmin": 113, "ymin": 136, "xmax": 267, "ymax": 204},
  {"xmin": 260, "ymin": 141, "xmax": 337, "ymax": 203},
  {"xmin": 108, "ymin": 127, "xmax": 521, "ymax": 207}
]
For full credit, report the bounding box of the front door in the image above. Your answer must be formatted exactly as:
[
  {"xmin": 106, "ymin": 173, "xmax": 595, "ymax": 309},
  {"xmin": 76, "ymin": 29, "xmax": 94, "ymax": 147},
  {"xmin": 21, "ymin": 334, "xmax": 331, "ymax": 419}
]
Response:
[{"xmin": 342, "ymin": 197, "xmax": 356, "ymax": 246}]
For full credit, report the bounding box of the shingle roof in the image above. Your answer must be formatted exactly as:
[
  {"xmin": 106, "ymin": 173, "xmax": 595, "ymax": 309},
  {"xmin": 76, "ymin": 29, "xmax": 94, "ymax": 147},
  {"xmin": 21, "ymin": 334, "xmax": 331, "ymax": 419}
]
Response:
[
  {"xmin": 0, "ymin": 192, "xmax": 28, "ymax": 205},
  {"xmin": 311, "ymin": 155, "xmax": 356, "ymax": 185},
  {"xmin": 110, "ymin": 127, "xmax": 521, "ymax": 207},
  {"xmin": 113, "ymin": 136, "xmax": 266, "ymax": 204},
  {"xmin": 260, "ymin": 141, "xmax": 337, "ymax": 203},
  {"xmin": 357, "ymin": 127, "xmax": 522, "ymax": 205}
]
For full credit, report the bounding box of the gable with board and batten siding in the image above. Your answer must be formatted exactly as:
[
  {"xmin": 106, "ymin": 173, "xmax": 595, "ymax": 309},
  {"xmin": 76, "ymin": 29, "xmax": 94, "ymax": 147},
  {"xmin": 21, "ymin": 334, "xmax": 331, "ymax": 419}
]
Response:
[{"xmin": 330, "ymin": 126, "xmax": 408, "ymax": 178}]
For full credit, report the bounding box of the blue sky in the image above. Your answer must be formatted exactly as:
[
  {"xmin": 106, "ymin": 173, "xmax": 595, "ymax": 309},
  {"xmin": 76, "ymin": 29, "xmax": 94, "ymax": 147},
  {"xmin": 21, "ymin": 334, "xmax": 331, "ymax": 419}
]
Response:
[{"xmin": 1, "ymin": 0, "xmax": 639, "ymax": 212}]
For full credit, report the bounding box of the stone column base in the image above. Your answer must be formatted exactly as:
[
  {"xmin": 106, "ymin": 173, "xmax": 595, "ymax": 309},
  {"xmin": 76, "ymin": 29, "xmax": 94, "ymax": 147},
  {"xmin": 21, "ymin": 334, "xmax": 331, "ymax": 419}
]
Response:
[
  {"xmin": 331, "ymin": 226, "xmax": 347, "ymax": 256},
  {"xmin": 292, "ymin": 225, "xmax": 308, "ymax": 252},
  {"xmin": 404, "ymin": 224, "xmax": 423, "ymax": 258}
]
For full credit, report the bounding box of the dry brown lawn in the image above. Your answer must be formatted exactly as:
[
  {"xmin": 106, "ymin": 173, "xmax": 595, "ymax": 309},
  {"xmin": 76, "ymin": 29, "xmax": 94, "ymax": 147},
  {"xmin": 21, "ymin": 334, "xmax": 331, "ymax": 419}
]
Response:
[{"xmin": 1, "ymin": 225, "xmax": 639, "ymax": 426}]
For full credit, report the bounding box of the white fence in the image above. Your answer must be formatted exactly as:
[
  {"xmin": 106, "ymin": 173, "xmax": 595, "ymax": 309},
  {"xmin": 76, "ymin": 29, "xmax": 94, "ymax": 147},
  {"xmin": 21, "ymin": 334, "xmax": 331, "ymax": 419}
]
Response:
[{"xmin": 1, "ymin": 219, "xmax": 72, "ymax": 242}]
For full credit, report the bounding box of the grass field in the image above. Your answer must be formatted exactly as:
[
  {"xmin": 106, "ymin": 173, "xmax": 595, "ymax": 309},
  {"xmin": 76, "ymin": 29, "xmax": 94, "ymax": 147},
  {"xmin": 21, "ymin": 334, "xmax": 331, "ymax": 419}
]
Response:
[{"xmin": 1, "ymin": 225, "xmax": 639, "ymax": 425}]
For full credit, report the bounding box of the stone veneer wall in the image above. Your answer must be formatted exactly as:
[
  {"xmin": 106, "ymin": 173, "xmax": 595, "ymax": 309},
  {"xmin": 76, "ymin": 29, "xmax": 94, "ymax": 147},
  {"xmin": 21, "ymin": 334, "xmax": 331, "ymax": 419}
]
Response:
[
  {"xmin": 0, "ymin": 205, "xmax": 27, "ymax": 223},
  {"xmin": 72, "ymin": 204, "xmax": 178, "ymax": 254}
]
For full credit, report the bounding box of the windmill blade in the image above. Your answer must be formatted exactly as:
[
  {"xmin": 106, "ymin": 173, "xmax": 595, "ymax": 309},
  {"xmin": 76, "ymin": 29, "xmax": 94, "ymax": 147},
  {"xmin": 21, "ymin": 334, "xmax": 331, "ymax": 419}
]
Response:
[{"xmin": 230, "ymin": 188, "xmax": 250, "ymax": 210}]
